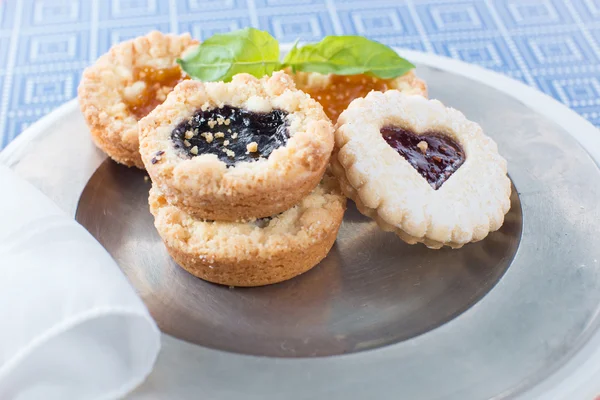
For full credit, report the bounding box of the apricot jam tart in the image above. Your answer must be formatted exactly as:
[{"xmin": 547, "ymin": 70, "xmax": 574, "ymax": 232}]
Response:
[
  {"xmin": 291, "ymin": 70, "xmax": 427, "ymax": 122},
  {"xmin": 78, "ymin": 31, "xmax": 198, "ymax": 169}
]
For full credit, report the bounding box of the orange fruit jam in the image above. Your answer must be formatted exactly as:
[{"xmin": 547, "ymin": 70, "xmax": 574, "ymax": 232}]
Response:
[
  {"xmin": 125, "ymin": 65, "xmax": 188, "ymax": 119},
  {"xmin": 301, "ymin": 74, "xmax": 394, "ymax": 122}
]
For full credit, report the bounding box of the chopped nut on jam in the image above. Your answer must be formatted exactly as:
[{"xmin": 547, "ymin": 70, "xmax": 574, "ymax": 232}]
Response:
[
  {"xmin": 214, "ymin": 132, "xmax": 225, "ymax": 139},
  {"xmin": 183, "ymin": 140, "xmax": 191, "ymax": 147},
  {"xmin": 201, "ymin": 132, "xmax": 214, "ymax": 143},
  {"xmin": 207, "ymin": 119, "xmax": 217, "ymax": 129},
  {"xmin": 417, "ymin": 140, "xmax": 428, "ymax": 153},
  {"xmin": 223, "ymin": 140, "xmax": 230, "ymax": 146},
  {"xmin": 223, "ymin": 148, "xmax": 235, "ymax": 158},
  {"xmin": 190, "ymin": 145, "xmax": 199, "ymax": 155},
  {"xmin": 231, "ymin": 132, "xmax": 238, "ymax": 139},
  {"xmin": 184, "ymin": 130, "xmax": 194, "ymax": 139},
  {"xmin": 246, "ymin": 142, "xmax": 258, "ymax": 153}
]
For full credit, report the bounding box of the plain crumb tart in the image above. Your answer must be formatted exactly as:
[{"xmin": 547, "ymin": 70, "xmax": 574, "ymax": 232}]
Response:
[
  {"xmin": 139, "ymin": 71, "xmax": 335, "ymax": 222},
  {"xmin": 332, "ymin": 90, "xmax": 511, "ymax": 249},
  {"xmin": 149, "ymin": 173, "xmax": 346, "ymax": 287},
  {"xmin": 78, "ymin": 31, "xmax": 198, "ymax": 168}
]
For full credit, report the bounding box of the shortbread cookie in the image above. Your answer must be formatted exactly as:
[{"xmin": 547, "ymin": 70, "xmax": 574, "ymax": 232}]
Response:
[
  {"xmin": 139, "ymin": 72, "xmax": 334, "ymax": 222},
  {"xmin": 78, "ymin": 31, "xmax": 198, "ymax": 168},
  {"xmin": 291, "ymin": 70, "xmax": 427, "ymax": 122},
  {"xmin": 149, "ymin": 173, "xmax": 346, "ymax": 286},
  {"xmin": 332, "ymin": 91, "xmax": 511, "ymax": 249}
]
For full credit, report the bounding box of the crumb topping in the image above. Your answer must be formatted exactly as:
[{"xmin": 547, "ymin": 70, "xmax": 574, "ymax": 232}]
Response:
[
  {"xmin": 201, "ymin": 132, "xmax": 214, "ymax": 143},
  {"xmin": 247, "ymin": 142, "xmax": 258, "ymax": 153}
]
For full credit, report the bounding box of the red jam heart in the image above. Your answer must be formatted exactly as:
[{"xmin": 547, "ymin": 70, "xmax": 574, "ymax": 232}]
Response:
[{"xmin": 381, "ymin": 126, "xmax": 465, "ymax": 190}]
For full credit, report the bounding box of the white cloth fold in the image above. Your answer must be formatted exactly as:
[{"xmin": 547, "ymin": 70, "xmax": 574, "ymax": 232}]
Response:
[{"xmin": 0, "ymin": 165, "xmax": 161, "ymax": 400}]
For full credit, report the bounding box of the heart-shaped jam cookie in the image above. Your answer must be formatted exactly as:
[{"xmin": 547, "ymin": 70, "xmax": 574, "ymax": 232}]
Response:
[{"xmin": 332, "ymin": 91, "xmax": 511, "ymax": 249}]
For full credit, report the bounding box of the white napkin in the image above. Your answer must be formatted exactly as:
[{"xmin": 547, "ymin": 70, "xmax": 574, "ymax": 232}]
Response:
[{"xmin": 0, "ymin": 165, "xmax": 160, "ymax": 400}]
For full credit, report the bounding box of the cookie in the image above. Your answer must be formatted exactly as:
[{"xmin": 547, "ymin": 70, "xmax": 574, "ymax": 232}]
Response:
[
  {"xmin": 148, "ymin": 173, "xmax": 346, "ymax": 287},
  {"xmin": 139, "ymin": 71, "xmax": 334, "ymax": 222},
  {"xmin": 291, "ymin": 70, "xmax": 427, "ymax": 122},
  {"xmin": 332, "ymin": 91, "xmax": 511, "ymax": 249},
  {"xmin": 78, "ymin": 31, "xmax": 198, "ymax": 168}
]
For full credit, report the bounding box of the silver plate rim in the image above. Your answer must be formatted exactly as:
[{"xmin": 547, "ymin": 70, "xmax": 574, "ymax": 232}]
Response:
[{"xmin": 1, "ymin": 49, "xmax": 600, "ymax": 399}]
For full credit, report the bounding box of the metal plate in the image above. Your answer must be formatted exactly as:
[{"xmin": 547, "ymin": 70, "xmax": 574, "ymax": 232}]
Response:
[
  {"xmin": 2, "ymin": 51, "xmax": 600, "ymax": 399},
  {"xmin": 75, "ymin": 161, "xmax": 522, "ymax": 357}
]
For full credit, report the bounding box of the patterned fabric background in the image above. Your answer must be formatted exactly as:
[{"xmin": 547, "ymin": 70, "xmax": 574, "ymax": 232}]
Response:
[{"xmin": 0, "ymin": 0, "xmax": 599, "ymax": 149}]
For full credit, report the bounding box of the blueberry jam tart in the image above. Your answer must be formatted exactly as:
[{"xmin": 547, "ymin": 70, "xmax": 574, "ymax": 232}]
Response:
[
  {"xmin": 149, "ymin": 172, "xmax": 346, "ymax": 287},
  {"xmin": 78, "ymin": 31, "xmax": 198, "ymax": 169},
  {"xmin": 139, "ymin": 72, "xmax": 334, "ymax": 222},
  {"xmin": 331, "ymin": 90, "xmax": 511, "ymax": 249},
  {"xmin": 170, "ymin": 106, "xmax": 290, "ymax": 166}
]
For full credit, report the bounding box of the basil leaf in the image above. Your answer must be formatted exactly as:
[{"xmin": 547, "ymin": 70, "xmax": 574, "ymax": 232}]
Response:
[
  {"xmin": 178, "ymin": 28, "xmax": 281, "ymax": 82},
  {"xmin": 283, "ymin": 36, "xmax": 414, "ymax": 79}
]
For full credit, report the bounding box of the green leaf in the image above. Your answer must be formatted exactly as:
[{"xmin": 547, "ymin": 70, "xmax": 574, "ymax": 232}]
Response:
[
  {"xmin": 178, "ymin": 28, "xmax": 281, "ymax": 82},
  {"xmin": 282, "ymin": 36, "xmax": 414, "ymax": 79}
]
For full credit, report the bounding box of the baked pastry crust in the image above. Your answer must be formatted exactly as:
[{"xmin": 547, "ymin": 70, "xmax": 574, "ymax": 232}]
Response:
[
  {"xmin": 78, "ymin": 31, "xmax": 198, "ymax": 168},
  {"xmin": 139, "ymin": 71, "xmax": 335, "ymax": 222},
  {"xmin": 149, "ymin": 174, "xmax": 346, "ymax": 287},
  {"xmin": 332, "ymin": 91, "xmax": 511, "ymax": 249}
]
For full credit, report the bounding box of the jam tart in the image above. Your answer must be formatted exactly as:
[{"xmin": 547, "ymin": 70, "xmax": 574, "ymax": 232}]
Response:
[
  {"xmin": 291, "ymin": 70, "xmax": 427, "ymax": 122},
  {"xmin": 332, "ymin": 91, "xmax": 511, "ymax": 249},
  {"xmin": 139, "ymin": 71, "xmax": 335, "ymax": 222},
  {"xmin": 148, "ymin": 173, "xmax": 346, "ymax": 287},
  {"xmin": 78, "ymin": 31, "xmax": 198, "ymax": 169}
]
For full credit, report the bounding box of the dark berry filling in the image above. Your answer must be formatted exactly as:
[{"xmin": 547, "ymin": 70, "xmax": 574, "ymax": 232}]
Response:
[
  {"xmin": 151, "ymin": 150, "xmax": 165, "ymax": 164},
  {"xmin": 381, "ymin": 126, "xmax": 465, "ymax": 190},
  {"xmin": 253, "ymin": 216, "xmax": 273, "ymax": 228},
  {"xmin": 171, "ymin": 106, "xmax": 289, "ymax": 166}
]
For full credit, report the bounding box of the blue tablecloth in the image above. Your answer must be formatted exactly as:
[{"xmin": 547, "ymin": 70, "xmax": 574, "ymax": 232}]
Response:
[{"xmin": 0, "ymin": 0, "xmax": 599, "ymax": 149}]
